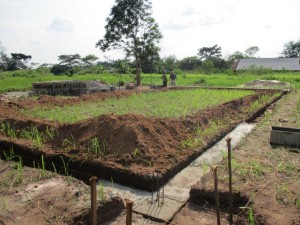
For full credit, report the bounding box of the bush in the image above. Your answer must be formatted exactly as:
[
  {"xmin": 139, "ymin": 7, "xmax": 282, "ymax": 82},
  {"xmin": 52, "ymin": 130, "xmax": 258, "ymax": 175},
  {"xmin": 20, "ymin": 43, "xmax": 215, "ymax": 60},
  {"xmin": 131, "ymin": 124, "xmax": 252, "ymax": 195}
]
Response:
[
  {"xmin": 194, "ymin": 78, "xmax": 206, "ymax": 85},
  {"xmin": 50, "ymin": 64, "xmax": 70, "ymax": 75},
  {"xmin": 118, "ymin": 80, "xmax": 125, "ymax": 86},
  {"xmin": 172, "ymin": 69, "xmax": 182, "ymax": 75}
]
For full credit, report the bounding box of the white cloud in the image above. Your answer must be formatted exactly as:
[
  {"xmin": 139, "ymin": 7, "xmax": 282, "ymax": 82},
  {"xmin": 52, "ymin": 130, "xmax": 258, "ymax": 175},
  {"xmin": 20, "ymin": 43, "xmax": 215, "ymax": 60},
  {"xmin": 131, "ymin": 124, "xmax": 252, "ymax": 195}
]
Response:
[
  {"xmin": 199, "ymin": 16, "xmax": 225, "ymax": 26},
  {"xmin": 221, "ymin": 3, "xmax": 236, "ymax": 14},
  {"xmin": 162, "ymin": 22, "xmax": 190, "ymax": 31},
  {"xmin": 263, "ymin": 25, "xmax": 272, "ymax": 30},
  {"xmin": 181, "ymin": 7, "xmax": 198, "ymax": 16},
  {"xmin": 1, "ymin": 0, "xmax": 300, "ymax": 64},
  {"xmin": 1, "ymin": 0, "xmax": 35, "ymax": 6},
  {"xmin": 28, "ymin": 36, "xmax": 39, "ymax": 45},
  {"xmin": 48, "ymin": 17, "xmax": 75, "ymax": 32}
]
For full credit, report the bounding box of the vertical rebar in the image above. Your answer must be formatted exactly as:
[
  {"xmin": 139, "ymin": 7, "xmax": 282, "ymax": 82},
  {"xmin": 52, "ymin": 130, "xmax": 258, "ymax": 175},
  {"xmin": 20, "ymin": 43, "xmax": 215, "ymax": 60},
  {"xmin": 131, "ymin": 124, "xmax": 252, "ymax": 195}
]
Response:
[
  {"xmin": 89, "ymin": 176, "xmax": 98, "ymax": 225},
  {"xmin": 212, "ymin": 165, "xmax": 221, "ymax": 225},
  {"xmin": 151, "ymin": 172, "xmax": 154, "ymax": 203},
  {"xmin": 226, "ymin": 136, "xmax": 233, "ymax": 225},
  {"xmin": 126, "ymin": 199, "xmax": 134, "ymax": 225},
  {"xmin": 162, "ymin": 185, "xmax": 164, "ymax": 205},
  {"xmin": 156, "ymin": 173, "xmax": 160, "ymax": 206}
]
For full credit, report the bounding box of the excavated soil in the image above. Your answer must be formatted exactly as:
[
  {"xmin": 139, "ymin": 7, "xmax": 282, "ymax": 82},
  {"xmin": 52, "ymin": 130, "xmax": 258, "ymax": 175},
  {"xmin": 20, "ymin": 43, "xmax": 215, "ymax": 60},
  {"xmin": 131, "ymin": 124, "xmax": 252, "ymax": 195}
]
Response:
[
  {"xmin": 0, "ymin": 160, "xmax": 124, "ymax": 225},
  {"xmin": 0, "ymin": 88, "xmax": 284, "ymax": 190},
  {"xmin": 173, "ymin": 91, "xmax": 300, "ymax": 225}
]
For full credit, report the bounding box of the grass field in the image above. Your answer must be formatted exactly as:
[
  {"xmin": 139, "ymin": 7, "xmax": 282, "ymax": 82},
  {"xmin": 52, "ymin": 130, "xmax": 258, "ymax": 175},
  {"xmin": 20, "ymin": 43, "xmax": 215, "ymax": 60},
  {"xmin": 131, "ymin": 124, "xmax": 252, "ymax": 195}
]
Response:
[
  {"xmin": 0, "ymin": 71, "xmax": 300, "ymax": 93},
  {"xmin": 22, "ymin": 89, "xmax": 255, "ymax": 123}
]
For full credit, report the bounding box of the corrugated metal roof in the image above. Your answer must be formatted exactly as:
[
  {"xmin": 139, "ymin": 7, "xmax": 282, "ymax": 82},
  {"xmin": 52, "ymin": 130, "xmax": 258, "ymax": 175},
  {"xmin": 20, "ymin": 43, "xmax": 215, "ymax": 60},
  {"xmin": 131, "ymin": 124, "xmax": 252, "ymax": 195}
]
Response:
[{"xmin": 234, "ymin": 58, "xmax": 300, "ymax": 71}]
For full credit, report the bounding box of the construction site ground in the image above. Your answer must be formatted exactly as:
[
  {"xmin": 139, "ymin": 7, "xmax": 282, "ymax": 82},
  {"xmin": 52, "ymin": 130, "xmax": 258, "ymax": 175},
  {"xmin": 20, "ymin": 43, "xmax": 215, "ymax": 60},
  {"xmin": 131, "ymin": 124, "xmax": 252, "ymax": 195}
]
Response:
[
  {"xmin": 102, "ymin": 90, "xmax": 300, "ymax": 225},
  {"xmin": 171, "ymin": 90, "xmax": 300, "ymax": 225},
  {"xmin": 0, "ymin": 87, "xmax": 299, "ymax": 224}
]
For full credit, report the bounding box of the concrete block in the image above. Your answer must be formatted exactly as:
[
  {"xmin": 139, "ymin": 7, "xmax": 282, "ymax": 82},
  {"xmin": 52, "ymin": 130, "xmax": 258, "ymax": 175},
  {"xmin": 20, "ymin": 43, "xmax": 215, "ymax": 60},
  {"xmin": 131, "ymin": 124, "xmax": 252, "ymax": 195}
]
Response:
[{"xmin": 270, "ymin": 126, "xmax": 300, "ymax": 147}]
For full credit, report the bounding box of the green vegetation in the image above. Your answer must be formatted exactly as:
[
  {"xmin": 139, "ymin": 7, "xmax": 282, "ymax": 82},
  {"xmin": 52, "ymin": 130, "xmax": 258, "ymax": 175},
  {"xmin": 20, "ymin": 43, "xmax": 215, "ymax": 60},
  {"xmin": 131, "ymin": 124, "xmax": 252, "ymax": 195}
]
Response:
[
  {"xmin": 98, "ymin": 182, "xmax": 105, "ymax": 203},
  {"xmin": 87, "ymin": 137, "xmax": 108, "ymax": 157},
  {"xmin": 297, "ymin": 97, "xmax": 300, "ymax": 113},
  {"xmin": 0, "ymin": 122, "xmax": 56, "ymax": 148},
  {"xmin": 0, "ymin": 122, "xmax": 17, "ymax": 138},
  {"xmin": 60, "ymin": 156, "xmax": 69, "ymax": 176},
  {"xmin": 41, "ymin": 155, "xmax": 46, "ymax": 179},
  {"xmin": 296, "ymin": 198, "xmax": 300, "ymax": 208},
  {"xmin": 248, "ymin": 93, "xmax": 281, "ymax": 112},
  {"xmin": 3, "ymin": 147, "xmax": 14, "ymax": 161},
  {"xmin": 15, "ymin": 156, "xmax": 23, "ymax": 184},
  {"xmin": 62, "ymin": 134, "xmax": 76, "ymax": 148},
  {"xmin": 0, "ymin": 72, "xmax": 133, "ymax": 93},
  {"xmin": 0, "ymin": 71, "xmax": 299, "ymax": 93},
  {"xmin": 22, "ymin": 89, "xmax": 254, "ymax": 123}
]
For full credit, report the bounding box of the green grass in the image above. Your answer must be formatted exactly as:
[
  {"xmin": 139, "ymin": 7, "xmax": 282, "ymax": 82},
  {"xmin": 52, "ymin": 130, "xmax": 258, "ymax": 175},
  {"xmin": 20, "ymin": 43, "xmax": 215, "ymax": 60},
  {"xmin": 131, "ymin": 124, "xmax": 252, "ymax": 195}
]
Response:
[
  {"xmin": 0, "ymin": 71, "xmax": 300, "ymax": 93},
  {"xmin": 0, "ymin": 73, "xmax": 133, "ymax": 93},
  {"xmin": 297, "ymin": 97, "xmax": 300, "ymax": 113},
  {"xmin": 0, "ymin": 123, "xmax": 56, "ymax": 148},
  {"xmin": 22, "ymin": 89, "xmax": 254, "ymax": 123}
]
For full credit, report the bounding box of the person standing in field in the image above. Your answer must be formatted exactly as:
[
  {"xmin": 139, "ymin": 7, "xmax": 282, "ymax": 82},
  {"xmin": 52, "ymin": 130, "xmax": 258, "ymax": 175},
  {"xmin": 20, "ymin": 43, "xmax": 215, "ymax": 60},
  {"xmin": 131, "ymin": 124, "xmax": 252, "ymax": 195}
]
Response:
[
  {"xmin": 170, "ymin": 71, "xmax": 176, "ymax": 86},
  {"xmin": 161, "ymin": 71, "xmax": 167, "ymax": 87}
]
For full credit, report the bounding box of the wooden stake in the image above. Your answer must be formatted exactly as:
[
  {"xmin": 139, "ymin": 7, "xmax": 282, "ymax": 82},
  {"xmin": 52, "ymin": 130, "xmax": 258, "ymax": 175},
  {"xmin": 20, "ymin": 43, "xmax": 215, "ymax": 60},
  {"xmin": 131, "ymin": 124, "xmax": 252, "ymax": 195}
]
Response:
[
  {"xmin": 89, "ymin": 176, "xmax": 98, "ymax": 225},
  {"xmin": 126, "ymin": 199, "xmax": 134, "ymax": 225},
  {"xmin": 212, "ymin": 165, "xmax": 221, "ymax": 225},
  {"xmin": 226, "ymin": 137, "xmax": 233, "ymax": 225}
]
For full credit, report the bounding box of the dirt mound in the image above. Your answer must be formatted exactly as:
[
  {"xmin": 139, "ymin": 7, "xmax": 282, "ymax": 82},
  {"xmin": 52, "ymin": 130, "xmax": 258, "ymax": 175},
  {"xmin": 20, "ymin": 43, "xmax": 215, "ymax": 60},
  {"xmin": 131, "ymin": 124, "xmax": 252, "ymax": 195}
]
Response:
[
  {"xmin": 0, "ymin": 89, "xmax": 284, "ymax": 190},
  {"xmin": 241, "ymin": 80, "xmax": 290, "ymax": 89}
]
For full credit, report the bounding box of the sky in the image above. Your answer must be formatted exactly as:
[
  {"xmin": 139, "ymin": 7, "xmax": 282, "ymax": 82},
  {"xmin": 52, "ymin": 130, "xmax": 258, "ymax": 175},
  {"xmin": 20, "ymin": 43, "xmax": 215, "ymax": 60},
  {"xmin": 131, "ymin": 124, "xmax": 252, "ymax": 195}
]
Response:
[{"xmin": 0, "ymin": 0, "xmax": 300, "ymax": 64}]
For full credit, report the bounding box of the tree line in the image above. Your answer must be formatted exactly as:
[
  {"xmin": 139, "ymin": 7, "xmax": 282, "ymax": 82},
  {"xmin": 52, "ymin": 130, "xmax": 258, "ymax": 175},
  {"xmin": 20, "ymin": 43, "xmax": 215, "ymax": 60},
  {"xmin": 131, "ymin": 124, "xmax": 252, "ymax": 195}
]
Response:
[{"xmin": 1, "ymin": 0, "xmax": 300, "ymax": 79}]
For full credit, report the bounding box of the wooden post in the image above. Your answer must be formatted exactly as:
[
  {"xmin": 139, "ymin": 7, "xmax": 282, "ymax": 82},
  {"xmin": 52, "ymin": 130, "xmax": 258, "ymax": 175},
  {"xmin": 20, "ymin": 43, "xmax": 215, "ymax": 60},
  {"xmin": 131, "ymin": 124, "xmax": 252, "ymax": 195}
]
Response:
[
  {"xmin": 90, "ymin": 176, "xmax": 98, "ymax": 225},
  {"xmin": 126, "ymin": 199, "xmax": 134, "ymax": 225},
  {"xmin": 226, "ymin": 137, "xmax": 233, "ymax": 225},
  {"xmin": 212, "ymin": 165, "xmax": 221, "ymax": 225}
]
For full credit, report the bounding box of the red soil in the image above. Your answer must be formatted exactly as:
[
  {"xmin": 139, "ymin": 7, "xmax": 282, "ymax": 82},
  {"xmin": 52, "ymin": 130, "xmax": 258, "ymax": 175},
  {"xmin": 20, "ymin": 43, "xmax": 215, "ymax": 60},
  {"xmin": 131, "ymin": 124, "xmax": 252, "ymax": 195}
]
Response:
[{"xmin": 0, "ymin": 89, "xmax": 282, "ymax": 190}]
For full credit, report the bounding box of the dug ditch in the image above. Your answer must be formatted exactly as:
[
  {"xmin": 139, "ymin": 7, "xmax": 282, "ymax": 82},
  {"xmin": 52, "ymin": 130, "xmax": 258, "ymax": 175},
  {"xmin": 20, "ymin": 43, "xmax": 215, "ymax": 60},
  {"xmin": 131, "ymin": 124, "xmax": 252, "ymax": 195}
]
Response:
[{"xmin": 0, "ymin": 89, "xmax": 287, "ymax": 191}]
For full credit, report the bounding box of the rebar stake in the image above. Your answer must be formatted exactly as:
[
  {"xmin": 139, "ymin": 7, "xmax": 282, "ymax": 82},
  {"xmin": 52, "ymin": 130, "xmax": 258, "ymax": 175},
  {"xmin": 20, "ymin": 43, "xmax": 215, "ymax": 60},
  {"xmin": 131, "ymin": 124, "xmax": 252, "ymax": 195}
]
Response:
[
  {"xmin": 212, "ymin": 165, "xmax": 221, "ymax": 225},
  {"xmin": 151, "ymin": 172, "xmax": 154, "ymax": 203},
  {"xmin": 89, "ymin": 176, "xmax": 98, "ymax": 225},
  {"xmin": 226, "ymin": 136, "xmax": 233, "ymax": 225},
  {"xmin": 156, "ymin": 173, "xmax": 160, "ymax": 206},
  {"xmin": 126, "ymin": 199, "xmax": 134, "ymax": 225},
  {"xmin": 162, "ymin": 185, "xmax": 165, "ymax": 205}
]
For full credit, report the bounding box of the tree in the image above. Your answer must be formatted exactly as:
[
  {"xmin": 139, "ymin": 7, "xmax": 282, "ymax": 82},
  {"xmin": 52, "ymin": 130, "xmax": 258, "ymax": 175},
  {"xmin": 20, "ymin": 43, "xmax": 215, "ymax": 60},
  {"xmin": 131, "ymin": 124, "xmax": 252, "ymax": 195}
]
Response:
[
  {"xmin": 50, "ymin": 64, "xmax": 70, "ymax": 75},
  {"xmin": 58, "ymin": 54, "xmax": 81, "ymax": 67},
  {"xmin": 178, "ymin": 56, "xmax": 202, "ymax": 71},
  {"xmin": 161, "ymin": 55, "xmax": 177, "ymax": 71},
  {"xmin": 201, "ymin": 60, "xmax": 214, "ymax": 74},
  {"xmin": 281, "ymin": 40, "xmax": 300, "ymax": 57},
  {"xmin": 197, "ymin": 44, "xmax": 222, "ymax": 60},
  {"xmin": 245, "ymin": 46, "xmax": 259, "ymax": 57},
  {"xmin": 228, "ymin": 51, "xmax": 245, "ymax": 60},
  {"xmin": 210, "ymin": 57, "xmax": 228, "ymax": 71},
  {"xmin": 140, "ymin": 46, "xmax": 160, "ymax": 73},
  {"xmin": 7, "ymin": 53, "xmax": 32, "ymax": 71},
  {"xmin": 96, "ymin": 0, "xmax": 162, "ymax": 86},
  {"xmin": 0, "ymin": 41, "xmax": 10, "ymax": 71},
  {"xmin": 57, "ymin": 54, "xmax": 81, "ymax": 75},
  {"xmin": 81, "ymin": 54, "xmax": 99, "ymax": 67}
]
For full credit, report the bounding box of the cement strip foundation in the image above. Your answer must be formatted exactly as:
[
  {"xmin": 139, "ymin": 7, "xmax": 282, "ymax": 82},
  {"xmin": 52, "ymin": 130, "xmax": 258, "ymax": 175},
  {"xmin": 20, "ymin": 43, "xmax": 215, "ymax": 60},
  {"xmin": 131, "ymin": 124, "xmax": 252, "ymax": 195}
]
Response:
[{"xmin": 98, "ymin": 122, "xmax": 255, "ymax": 223}]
